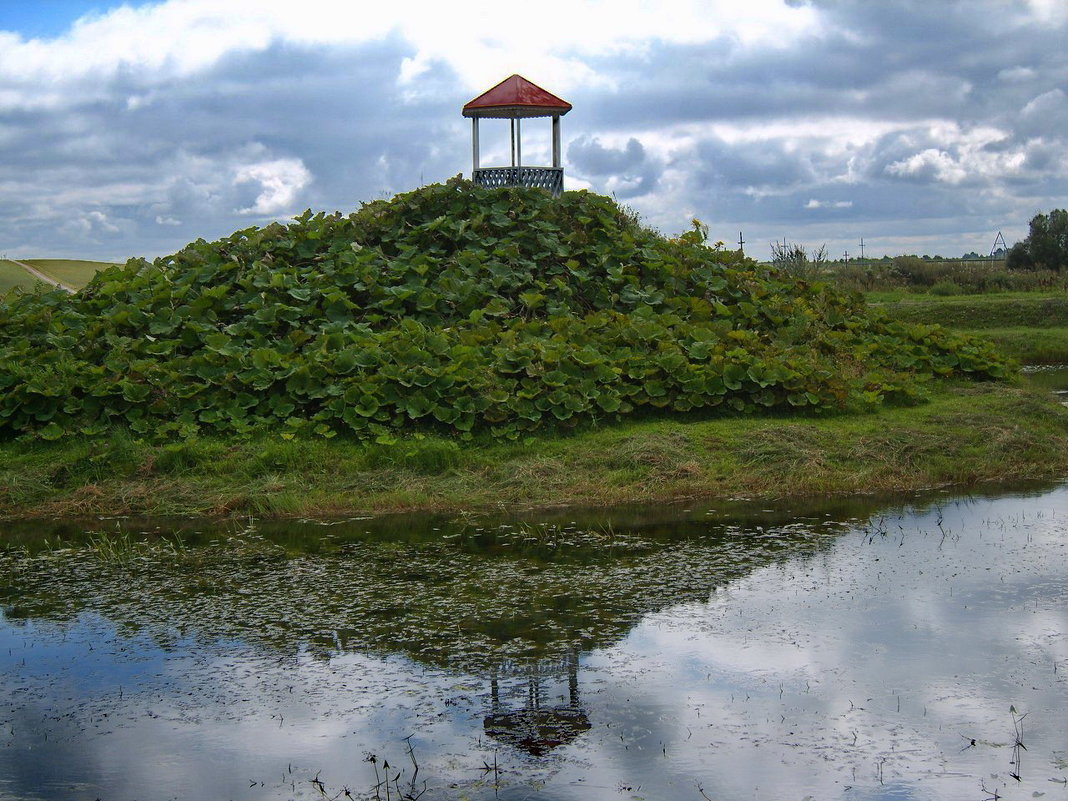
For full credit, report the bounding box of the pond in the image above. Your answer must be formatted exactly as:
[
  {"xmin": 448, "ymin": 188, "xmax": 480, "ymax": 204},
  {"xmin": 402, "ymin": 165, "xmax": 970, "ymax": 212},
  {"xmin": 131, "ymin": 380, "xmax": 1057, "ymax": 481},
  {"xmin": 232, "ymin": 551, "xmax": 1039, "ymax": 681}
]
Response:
[
  {"xmin": 1023, "ymin": 364, "xmax": 1068, "ymax": 404},
  {"xmin": 1, "ymin": 485, "xmax": 1066, "ymax": 801}
]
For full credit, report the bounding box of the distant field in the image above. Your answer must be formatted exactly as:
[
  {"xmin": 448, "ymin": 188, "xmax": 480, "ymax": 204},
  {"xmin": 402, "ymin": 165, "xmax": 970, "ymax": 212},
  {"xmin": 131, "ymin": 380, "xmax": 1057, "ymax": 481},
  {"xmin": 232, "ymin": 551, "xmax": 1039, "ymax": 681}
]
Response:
[
  {"xmin": 0, "ymin": 258, "xmax": 118, "ymax": 293},
  {"xmin": 21, "ymin": 258, "xmax": 118, "ymax": 290}
]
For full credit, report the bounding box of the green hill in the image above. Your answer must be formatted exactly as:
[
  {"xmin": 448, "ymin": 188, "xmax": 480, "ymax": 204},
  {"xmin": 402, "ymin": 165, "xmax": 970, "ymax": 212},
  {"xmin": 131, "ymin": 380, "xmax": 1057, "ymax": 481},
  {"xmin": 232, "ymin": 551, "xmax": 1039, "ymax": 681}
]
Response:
[{"xmin": 0, "ymin": 179, "xmax": 1009, "ymax": 442}]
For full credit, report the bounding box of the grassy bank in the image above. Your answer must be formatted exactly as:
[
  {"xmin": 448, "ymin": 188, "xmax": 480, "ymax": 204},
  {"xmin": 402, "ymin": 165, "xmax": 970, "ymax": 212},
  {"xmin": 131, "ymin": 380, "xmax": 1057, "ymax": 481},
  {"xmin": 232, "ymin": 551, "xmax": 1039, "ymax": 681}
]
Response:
[
  {"xmin": 870, "ymin": 290, "xmax": 1068, "ymax": 363},
  {"xmin": 2, "ymin": 380, "xmax": 1065, "ymax": 520}
]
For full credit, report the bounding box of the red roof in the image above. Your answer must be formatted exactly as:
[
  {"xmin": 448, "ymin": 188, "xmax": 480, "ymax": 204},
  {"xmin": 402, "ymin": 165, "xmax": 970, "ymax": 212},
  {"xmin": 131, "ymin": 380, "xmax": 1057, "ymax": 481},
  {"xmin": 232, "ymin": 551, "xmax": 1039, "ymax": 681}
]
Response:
[{"xmin": 462, "ymin": 74, "xmax": 572, "ymax": 119}]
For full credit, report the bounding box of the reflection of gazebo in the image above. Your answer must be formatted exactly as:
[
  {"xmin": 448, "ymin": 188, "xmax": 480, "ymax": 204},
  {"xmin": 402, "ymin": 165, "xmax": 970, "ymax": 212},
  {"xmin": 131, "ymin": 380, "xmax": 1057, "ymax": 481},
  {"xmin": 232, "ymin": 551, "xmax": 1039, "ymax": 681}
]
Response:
[
  {"xmin": 483, "ymin": 650, "xmax": 590, "ymax": 756},
  {"xmin": 462, "ymin": 74, "xmax": 572, "ymax": 197}
]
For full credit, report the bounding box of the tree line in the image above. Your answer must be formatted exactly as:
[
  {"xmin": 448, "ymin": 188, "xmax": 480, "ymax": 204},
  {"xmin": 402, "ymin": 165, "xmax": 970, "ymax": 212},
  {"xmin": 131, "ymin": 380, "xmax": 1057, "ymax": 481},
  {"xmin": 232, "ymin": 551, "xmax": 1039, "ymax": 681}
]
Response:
[{"xmin": 1008, "ymin": 209, "xmax": 1068, "ymax": 271}]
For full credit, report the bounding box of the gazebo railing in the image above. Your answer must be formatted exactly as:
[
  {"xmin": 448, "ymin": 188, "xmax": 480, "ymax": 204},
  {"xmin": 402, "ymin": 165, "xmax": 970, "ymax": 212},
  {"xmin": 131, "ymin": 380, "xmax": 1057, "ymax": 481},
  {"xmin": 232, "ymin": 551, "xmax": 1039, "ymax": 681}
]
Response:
[{"xmin": 473, "ymin": 167, "xmax": 563, "ymax": 196}]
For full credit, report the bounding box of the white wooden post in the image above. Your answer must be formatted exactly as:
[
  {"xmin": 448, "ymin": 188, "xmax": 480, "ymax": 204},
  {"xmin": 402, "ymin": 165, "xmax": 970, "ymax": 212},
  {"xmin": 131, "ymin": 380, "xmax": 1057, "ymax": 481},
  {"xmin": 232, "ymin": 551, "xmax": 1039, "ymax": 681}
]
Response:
[
  {"xmin": 472, "ymin": 117, "xmax": 480, "ymax": 173},
  {"xmin": 516, "ymin": 117, "xmax": 522, "ymax": 168},
  {"xmin": 510, "ymin": 119, "xmax": 516, "ymax": 167},
  {"xmin": 551, "ymin": 115, "xmax": 561, "ymax": 168}
]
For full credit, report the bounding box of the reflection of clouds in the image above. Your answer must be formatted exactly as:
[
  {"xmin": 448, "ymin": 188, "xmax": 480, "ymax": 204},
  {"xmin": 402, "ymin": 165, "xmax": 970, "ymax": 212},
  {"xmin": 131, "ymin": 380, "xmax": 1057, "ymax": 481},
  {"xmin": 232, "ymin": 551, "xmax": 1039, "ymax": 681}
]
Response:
[
  {"xmin": 2, "ymin": 487, "xmax": 1066, "ymax": 800},
  {"xmin": 572, "ymin": 488, "xmax": 1068, "ymax": 800}
]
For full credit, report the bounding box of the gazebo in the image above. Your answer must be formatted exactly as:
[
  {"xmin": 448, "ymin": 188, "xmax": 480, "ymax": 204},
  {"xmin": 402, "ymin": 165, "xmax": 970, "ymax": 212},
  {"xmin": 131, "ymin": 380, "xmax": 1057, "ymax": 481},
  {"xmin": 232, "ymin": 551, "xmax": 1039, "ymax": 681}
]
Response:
[{"xmin": 462, "ymin": 74, "xmax": 572, "ymax": 196}]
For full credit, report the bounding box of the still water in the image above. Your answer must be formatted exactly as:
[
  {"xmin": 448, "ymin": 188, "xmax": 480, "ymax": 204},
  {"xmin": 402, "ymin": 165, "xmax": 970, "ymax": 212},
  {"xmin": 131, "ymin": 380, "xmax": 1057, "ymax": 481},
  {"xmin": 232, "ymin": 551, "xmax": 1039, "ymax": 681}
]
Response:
[
  {"xmin": 1023, "ymin": 365, "xmax": 1068, "ymax": 403},
  {"xmin": 1, "ymin": 486, "xmax": 1066, "ymax": 801}
]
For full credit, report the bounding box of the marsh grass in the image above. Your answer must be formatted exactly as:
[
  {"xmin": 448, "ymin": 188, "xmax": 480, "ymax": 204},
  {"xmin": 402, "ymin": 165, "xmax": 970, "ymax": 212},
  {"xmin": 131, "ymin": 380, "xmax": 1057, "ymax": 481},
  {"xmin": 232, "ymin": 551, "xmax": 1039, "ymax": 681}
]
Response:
[{"xmin": 85, "ymin": 528, "xmax": 190, "ymax": 564}]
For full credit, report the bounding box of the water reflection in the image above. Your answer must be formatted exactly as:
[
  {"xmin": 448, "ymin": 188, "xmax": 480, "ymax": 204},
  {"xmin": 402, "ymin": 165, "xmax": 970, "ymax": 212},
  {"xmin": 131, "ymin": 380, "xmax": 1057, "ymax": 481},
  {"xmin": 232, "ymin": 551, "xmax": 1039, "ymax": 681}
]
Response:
[
  {"xmin": 0, "ymin": 496, "xmax": 869, "ymax": 673},
  {"xmin": 484, "ymin": 651, "xmax": 590, "ymax": 756},
  {"xmin": 1, "ymin": 486, "xmax": 1066, "ymax": 800}
]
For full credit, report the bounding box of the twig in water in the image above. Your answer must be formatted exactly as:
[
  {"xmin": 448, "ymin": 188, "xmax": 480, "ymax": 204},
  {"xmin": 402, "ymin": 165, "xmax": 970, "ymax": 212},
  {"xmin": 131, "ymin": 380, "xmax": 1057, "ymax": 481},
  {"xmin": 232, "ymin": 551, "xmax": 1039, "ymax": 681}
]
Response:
[{"xmin": 1009, "ymin": 705, "xmax": 1027, "ymax": 782}]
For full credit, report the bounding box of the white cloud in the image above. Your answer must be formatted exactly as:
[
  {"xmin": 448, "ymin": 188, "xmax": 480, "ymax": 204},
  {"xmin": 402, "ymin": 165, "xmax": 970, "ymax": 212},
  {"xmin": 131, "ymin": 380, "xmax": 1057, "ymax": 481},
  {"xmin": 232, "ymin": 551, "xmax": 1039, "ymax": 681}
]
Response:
[
  {"xmin": 65, "ymin": 210, "xmax": 122, "ymax": 236},
  {"xmin": 880, "ymin": 123, "xmax": 1027, "ymax": 187},
  {"xmin": 1024, "ymin": 0, "xmax": 1068, "ymax": 25},
  {"xmin": 0, "ymin": 0, "xmax": 1065, "ymax": 261},
  {"xmin": 233, "ymin": 157, "xmax": 312, "ymax": 216},
  {"xmin": 1021, "ymin": 87, "xmax": 1068, "ymax": 118},
  {"xmin": 804, "ymin": 199, "xmax": 852, "ymax": 209},
  {"xmin": 997, "ymin": 65, "xmax": 1037, "ymax": 82},
  {"xmin": 886, "ymin": 148, "xmax": 968, "ymax": 183},
  {"xmin": 0, "ymin": 0, "xmax": 820, "ymax": 96}
]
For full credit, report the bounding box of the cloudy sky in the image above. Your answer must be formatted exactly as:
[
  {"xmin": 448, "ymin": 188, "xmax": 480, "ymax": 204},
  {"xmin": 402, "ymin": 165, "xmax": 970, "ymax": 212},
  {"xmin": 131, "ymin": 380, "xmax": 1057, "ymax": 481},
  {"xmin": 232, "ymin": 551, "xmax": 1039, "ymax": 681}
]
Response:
[{"xmin": 0, "ymin": 0, "xmax": 1065, "ymax": 262}]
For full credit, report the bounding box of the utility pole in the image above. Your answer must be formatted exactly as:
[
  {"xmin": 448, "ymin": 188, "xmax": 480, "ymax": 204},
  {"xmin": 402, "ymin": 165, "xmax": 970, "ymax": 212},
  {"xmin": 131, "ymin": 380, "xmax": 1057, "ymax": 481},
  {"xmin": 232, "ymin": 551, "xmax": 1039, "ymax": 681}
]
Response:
[
  {"xmin": 737, "ymin": 231, "xmax": 745, "ymax": 255},
  {"xmin": 858, "ymin": 238, "xmax": 866, "ymax": 262},
  {"xmin": 843, "ymin": 250, "xmax": 850, "ymax": 261}
]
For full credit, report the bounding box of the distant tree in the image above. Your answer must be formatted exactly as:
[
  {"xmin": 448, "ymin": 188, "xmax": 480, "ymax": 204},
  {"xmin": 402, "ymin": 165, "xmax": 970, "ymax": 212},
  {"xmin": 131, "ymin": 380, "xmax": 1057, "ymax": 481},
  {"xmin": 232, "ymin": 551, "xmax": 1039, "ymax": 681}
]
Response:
[
  {"xmin": 1006, "ymin": 209, "xmax": 1068, "ymax": 271},
  {"xmin": 1006, "ymin": 242, "xmax": 1032, "ymax": 270}
]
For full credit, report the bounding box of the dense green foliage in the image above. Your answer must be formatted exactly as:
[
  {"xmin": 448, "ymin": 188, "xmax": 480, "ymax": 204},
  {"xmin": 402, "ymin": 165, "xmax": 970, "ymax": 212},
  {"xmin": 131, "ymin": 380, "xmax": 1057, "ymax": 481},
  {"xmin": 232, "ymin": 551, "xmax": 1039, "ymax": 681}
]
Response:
[
  {"xmin": 1007, "ymin": 209, "xmax": 1068, "ymax": 271},
  {"xmin": 0, "ymin": 179, "xmax": 1009, "ymax": 442}
]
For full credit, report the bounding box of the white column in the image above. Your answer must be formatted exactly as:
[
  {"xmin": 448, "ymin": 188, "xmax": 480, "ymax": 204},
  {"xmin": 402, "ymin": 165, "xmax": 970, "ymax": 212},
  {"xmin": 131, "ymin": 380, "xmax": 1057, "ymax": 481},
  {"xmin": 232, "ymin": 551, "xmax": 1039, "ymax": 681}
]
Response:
[
  {"xmin": 471, "ymin": 117, "xmax": 480, "ymax": 173},
  {"xmin": 516, "ymin": 118, "xmax": 522, "ymax": 168},
  {"xmin": 510, "ymin": 119, "xmax": 516, "ymax": 167},
  {"xmin": 551, "ymin": 115, "xmax": 561, "ymax": 168}
]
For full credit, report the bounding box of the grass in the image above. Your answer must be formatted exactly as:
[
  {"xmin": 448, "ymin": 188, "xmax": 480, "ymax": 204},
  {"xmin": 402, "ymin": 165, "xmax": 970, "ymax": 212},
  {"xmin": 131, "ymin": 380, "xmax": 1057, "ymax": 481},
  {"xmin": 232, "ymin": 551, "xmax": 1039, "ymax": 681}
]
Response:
[
  {"xmin": 956, "ymin": 328, "xmax": 1068, "ymax": 364},
  {"xmin": 865, "ymin": 288, "xmax": 1067, "ymax": 304},
  {"xmin": 0, "ymin": 258, "xmax": 117, "ymax": 293},
  {"xmin": 869, "ymin": 292, "xmax": 1068, "ymax": 329},
  {"xmin": 0, "ymin": 260, "xmax": 38, "ymax": 293},
  {"xmin": 2, "ymin": 381, "xmax": 1066, "ymax": 520},
  {"xmin": 868, "ymin": 290, "xmax": 1068, "ymax": 364},
  {"xmin": 21, "ymin": 259, "xmax": 117, "ymax": 290}
]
